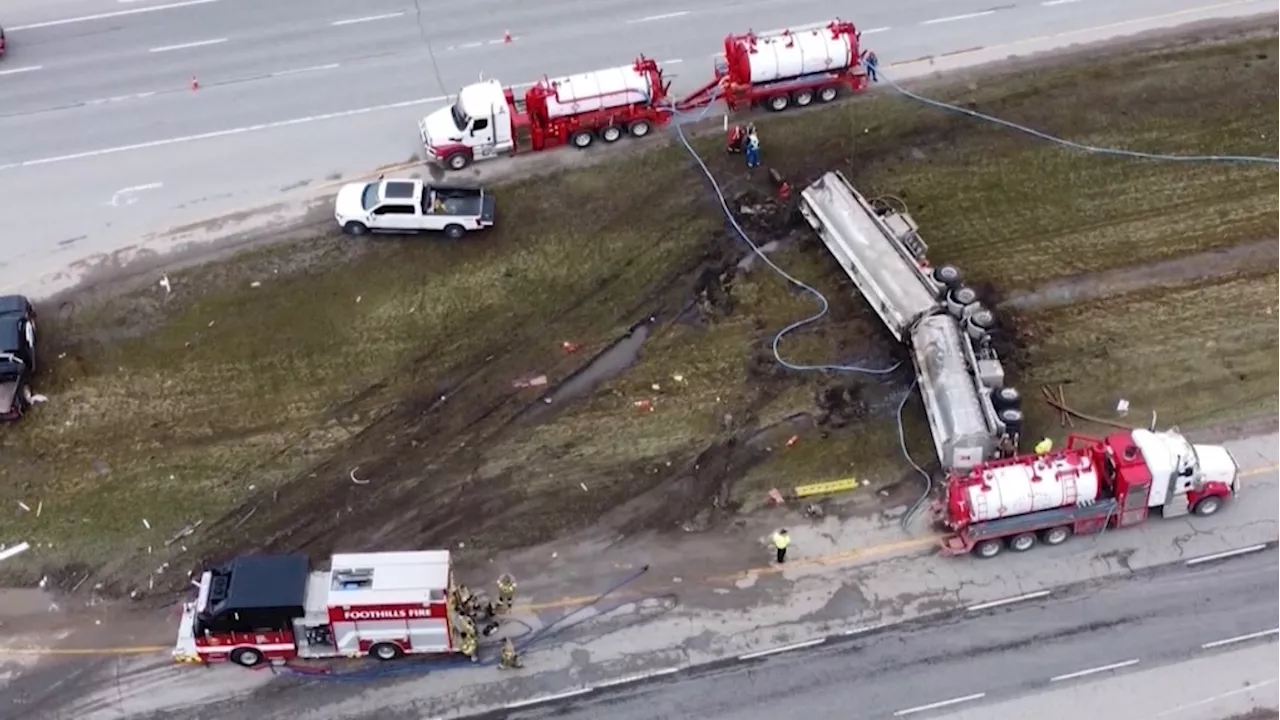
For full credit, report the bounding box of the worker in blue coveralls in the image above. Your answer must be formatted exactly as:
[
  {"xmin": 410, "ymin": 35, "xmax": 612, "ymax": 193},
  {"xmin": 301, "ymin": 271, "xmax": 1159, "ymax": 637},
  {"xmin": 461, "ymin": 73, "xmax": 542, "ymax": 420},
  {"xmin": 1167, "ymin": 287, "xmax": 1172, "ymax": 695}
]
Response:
[
  {"xmin": 864, "ymin": 50, "xmax": 880, "ymax": 82},
  {"xmin": 744, "ymin": 123, "xmax": 761, "ymax": 169}
]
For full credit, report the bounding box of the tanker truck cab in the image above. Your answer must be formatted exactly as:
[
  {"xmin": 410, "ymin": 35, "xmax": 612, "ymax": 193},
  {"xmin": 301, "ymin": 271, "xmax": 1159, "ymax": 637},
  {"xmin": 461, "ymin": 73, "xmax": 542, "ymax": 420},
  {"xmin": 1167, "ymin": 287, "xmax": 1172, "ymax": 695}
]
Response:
[
  {"xmin": 1127, "ymin": 429, "xmax": 1239, "ymax": 518},
  {"xmin": 419, "ymin": 80, "xmax": 514, "ymax": 171}
]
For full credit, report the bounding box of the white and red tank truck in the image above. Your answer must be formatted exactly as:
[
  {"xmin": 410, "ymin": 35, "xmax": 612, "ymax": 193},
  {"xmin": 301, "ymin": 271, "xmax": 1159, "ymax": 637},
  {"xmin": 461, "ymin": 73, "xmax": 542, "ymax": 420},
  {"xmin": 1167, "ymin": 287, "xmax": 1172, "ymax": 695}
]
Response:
[
  {"xmin": 935, "ymin": 429, "xmax": 1240, "ymax": 559},
  {"xmin": 419, "ymin": 20, "xmax": 869, "ymax": 171},
  {"xmin": 173, "ymin": 550, "xmax": 462, "ymax": 667}
]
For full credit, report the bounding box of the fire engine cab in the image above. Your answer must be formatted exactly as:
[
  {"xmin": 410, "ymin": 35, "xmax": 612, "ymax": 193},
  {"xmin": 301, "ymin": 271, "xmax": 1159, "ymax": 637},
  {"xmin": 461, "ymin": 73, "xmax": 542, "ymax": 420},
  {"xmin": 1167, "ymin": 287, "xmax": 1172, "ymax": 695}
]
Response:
[{"xmin": 173, "ymin": 550, "xmax": 460, "ymax": 667}]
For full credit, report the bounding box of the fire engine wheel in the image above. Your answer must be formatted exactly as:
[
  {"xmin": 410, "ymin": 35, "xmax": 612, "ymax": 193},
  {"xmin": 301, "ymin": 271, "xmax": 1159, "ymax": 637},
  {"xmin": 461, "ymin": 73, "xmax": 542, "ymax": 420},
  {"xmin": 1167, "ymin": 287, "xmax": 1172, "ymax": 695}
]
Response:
[
  {"xmin": 817, "ymin": 86, "xmax": 840, "ymax": 103},
  {"xmin": 230, "ymin": 647, "xmax": 264, "ymax": 668},
  {"xmin": 766, "ymin": 94, "xmax": 790, "ymax": 112},
  {"xmin": 793, "ymin": 90, "xmax": 815, "ymax": 107},
  {"xmin": 1009, "ymin": 532, "xmax": 1038, "ymax": 552},
  {"xmin": 973, "ymin": 538, "xmax": 1004, "ymax": 559},
  {"xmin": 629, "ymin": 120, "xmax": 652, "ymax": 138},
  {"xmin": 1041, "ymin": 526, "xmax": 1072, "ymax": 546},
  {"xmin": 572, "ymin": 130, "xmax": 594, "ymax": 149},
  {"xmin": 370, "ymin": 642, "xmax": 405, "ymax": 661},
  {"xmin": 600, "ymin": 126, "xmax": 623, "ymax": 143},
  {"xmin": 446, "ymin": 153, "xmax": 470, "ymax": 171},
  {"xmin": 1192, "ymin": 495, "xmax": 1223, "ymax": 517}
]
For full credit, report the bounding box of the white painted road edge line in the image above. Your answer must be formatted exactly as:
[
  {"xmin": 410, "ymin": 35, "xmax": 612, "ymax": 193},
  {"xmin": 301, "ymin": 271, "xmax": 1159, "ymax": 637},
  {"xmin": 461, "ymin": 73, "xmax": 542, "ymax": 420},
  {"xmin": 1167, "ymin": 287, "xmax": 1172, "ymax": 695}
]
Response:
[
  {"xmin": 1152, "ymin": 679, "xmax": 1280, "ymax": 719},
  {"xmin": 592, "ymin": 666, "xmax": 682, "ymax": 689},
  {"xmin": 966, "ymin": 590, "xmax": 1051, "ymax": 612},
  {"xmin": 842, "ymin": 621, "xmax": 892, "ymax": 636},
  {"xmin": 921, "ymin": 10, "xmax": 996, "ymax": 25},
  {"xmin": 330, "ymin": 12, "xmax": 405, "ymax": 27},
  {"xmin": 502, "ymin": 687, "xmax": 593, "ymax": 710},
  {"xmin": 271, "ymin": 64, "xmax": 341, "ymax": 78},
  {"xmin": 0, "ymin": 65, "xmax": 43, "ymax": 76},
  {"xmin": 1050, "ymin": 658, "xmax": 1140, "ymax": 682},
  {"xmin": 1185, "ymin": 543, "xmax": 1270, "ymax": 566},
  {"xmin": 10, "ymin": 0, "xmax": 219, "ymax": 31},
  {"xmin": 149, "ymin": 38, "xmax": 228, "ymax": 54},
  {"xmin": 627, "ymin": 11, "xmax": 691, "ymax": 23},
  {"xmin": 738, "ymin": 637, "xmax": 826, "ymax": 660},
  {"xmin": 1201, "ymin": 628, "xmax": 1280, "ymax": 649},
  {"xmin": 894, "ymin": 693, "xmax": 987, "ymax": 717}
]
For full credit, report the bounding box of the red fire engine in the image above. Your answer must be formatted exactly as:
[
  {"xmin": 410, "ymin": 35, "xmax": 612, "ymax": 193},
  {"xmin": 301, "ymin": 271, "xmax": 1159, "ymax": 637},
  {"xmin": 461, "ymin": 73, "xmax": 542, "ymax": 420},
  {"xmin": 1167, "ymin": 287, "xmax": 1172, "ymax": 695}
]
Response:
[
  {"xmin": 935, "ymin": 429, "xmax": 1240, "ymax": 558},
  {"xmin": 173, "ymin": 550, "xmax": 460, "ymax": 667}
]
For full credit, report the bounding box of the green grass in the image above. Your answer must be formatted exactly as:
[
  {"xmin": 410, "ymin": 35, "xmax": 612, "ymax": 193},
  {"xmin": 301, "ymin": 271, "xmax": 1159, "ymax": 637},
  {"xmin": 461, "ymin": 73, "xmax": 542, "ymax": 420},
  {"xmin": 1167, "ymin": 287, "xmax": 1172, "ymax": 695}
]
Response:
[{"xmin": 1, "ymin": 25, "xmax": 1275, "ymax": 588}]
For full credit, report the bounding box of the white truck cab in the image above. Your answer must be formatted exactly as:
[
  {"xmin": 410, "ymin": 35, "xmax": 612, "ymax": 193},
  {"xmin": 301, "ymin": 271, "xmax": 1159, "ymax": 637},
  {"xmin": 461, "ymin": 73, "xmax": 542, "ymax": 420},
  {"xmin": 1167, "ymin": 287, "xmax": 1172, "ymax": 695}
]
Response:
[
  {"xmin": 419, "ymin": 81, "xmax": 515, "ymax": 171},
  {"xmin": 333, "ymin": 177, "xmax": 495, "ymax": 239},
  {"xmin": 1130, "ymin": 428, "xmax": 1240, "ymax": 516}
]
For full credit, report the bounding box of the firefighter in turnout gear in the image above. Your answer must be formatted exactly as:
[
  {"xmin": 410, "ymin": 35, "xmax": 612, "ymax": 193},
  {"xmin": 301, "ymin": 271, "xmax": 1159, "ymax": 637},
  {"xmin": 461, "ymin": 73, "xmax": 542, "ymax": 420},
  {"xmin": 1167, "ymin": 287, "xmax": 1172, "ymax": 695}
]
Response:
[
  {"xmin": 457, "ymin": 613, "xmax": 477, "ymax": 641},
  {"xmin": 499, "ymin": 638, "xmax": 523, "ymax": 670},
  {"xmin": 460, "ymin": 632, "xmax": 479, "ymax": 662},
  {"xmin": 496, "ymin": 573, "xmax": 517, "ymax": 614}
]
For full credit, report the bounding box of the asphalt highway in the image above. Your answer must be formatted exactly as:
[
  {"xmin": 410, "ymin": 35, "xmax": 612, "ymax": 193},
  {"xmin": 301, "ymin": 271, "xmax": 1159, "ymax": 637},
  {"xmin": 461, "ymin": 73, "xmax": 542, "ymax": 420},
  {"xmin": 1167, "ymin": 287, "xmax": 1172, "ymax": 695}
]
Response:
[
  {"xmin": 0, "ymin": 0, "xmax": 1274, "ymax": 295},
  {"xmin": 510, "ymin": 549, "xmax": 1280, "ymax": 720}
]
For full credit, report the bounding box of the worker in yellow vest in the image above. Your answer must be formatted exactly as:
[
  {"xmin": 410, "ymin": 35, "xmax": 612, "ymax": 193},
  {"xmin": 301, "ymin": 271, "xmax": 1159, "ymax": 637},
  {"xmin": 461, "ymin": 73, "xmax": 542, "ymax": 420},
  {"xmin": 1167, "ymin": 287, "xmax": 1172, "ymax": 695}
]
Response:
[
  {"xmin": 1034, "ymin": 437, "xmax": 1054, "ymax": 455},
  {"xmin": 771, "ymin": 529, "xmax": 791, "ymax": 564}
]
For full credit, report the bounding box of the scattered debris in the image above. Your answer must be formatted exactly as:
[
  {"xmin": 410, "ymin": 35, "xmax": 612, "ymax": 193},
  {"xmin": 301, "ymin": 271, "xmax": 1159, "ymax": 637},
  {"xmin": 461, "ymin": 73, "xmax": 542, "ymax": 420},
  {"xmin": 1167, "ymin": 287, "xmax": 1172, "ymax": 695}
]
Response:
[
  {"xmin": 561, "ymin": 341, "xmax": 580, "ymax": 353},
  {"xmin": 159, "ymin": 274, "xmax": 172, "ymax": 294},
  {"xmin": 35, "ymin": 500, "xmax": 42, "ymax": 517},
  {"xmin": 250, "ymin": 281, "xmax": 262, "ymax": 288},
  {"xmin": 766, "ymin": 489, "xmax": 786, "ymax": 506},
  {"xmin": 579, "ymin": 482, "xmax": 589, "ymax": 492},
  {"xmin": 233, "ymin": 506, "xmax": 258, "ymax": 528},
  {"xmin": 672, "ymin": 374, "xmax": 686, "ymax": 384},
  {"xmin": 633, "ymin": 399, "xmax": 654, "ymax": 413},
  {"xmin": 1116, "ymin": 398, "xmax": 1130, "ymax": 415},
  {"xmin": 29, "ymin": 393, "xmax": 48, "ymax": 404},
  {"xmin": 785, "ymin": 435, "xmax": 800, "ymax": 448},
  {"xmin": 512, "ymin": 375, "xmax": 549, "ymax": 389},
  {"xmin": 142, "ymin": 518, "xmax": 151, "ymax": 530},
  {"xmin": 16, "ymin": 501, "xmax": 30, "ymax": 512},
  {"xmin": 356, "ymin": 295, "xmax": 362, "ymax": 303},
  {"xmin": 164, "ymin": 520, "xmax": 203, "ymax": 547},
  {"xmin": 804, "ymin": 503, "xmax": 825, "ymax": 519},
  {"xmin": 38, "ymin": 575, "xmax": 48, "ymax": 589},
  {"xmin": 350, "ymin": 466, "xmax": 370, "ymax": 485}
]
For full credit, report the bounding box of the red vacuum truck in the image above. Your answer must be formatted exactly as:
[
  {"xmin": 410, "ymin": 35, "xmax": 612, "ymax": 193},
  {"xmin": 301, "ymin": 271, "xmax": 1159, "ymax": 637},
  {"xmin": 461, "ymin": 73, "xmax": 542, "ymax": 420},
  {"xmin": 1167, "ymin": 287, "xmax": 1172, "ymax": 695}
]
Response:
[
  {"xmin": 419, "ymin": 56, "xmax": 673, "ymax": 171},
  {"xmin": 934, "ymin": 429, "xmax": 1241, "ymax": 559},
  {"xmin": 678, "ymin": 21, "xmax": 870, "ymax": 113}
]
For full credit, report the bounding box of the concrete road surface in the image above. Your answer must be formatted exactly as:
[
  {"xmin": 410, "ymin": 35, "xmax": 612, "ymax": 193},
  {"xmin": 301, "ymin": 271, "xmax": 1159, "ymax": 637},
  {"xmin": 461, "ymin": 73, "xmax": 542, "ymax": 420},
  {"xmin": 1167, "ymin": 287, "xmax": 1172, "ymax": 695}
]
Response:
[
  {"xmin": 0, "ymin": 0, "xmax": 1274, "ymax": 295},
  {"xmin": 520, "ymin": 549, "xmax": 1279, "ymax": 720}
]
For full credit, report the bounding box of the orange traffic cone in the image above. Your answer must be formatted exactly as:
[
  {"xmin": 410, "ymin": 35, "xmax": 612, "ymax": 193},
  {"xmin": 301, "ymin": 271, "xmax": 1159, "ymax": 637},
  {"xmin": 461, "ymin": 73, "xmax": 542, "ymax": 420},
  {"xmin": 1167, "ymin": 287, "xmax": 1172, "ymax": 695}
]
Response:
[
  {"xmin": 503, "ymin": 30, "xmax": 512, "ymax": 44},
  {"xmin": 190, "ymin": 75, "xmax": 199, "ymax": 91}
]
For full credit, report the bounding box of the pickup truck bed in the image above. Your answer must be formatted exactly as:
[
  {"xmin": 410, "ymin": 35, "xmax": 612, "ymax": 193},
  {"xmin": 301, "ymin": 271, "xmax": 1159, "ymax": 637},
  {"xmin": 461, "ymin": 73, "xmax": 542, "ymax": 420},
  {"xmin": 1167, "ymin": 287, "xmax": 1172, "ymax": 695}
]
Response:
[{"xmin": 423, "ymin": 187, "xmax": 496, "ymax": 225}]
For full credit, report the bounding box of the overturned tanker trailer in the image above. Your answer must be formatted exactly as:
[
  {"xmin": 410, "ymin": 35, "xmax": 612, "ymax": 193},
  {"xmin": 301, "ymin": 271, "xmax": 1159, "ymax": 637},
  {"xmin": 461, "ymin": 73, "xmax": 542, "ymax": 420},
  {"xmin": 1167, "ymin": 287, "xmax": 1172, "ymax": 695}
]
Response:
[{"xmin": 798, "ymin": 171, "xmax": 1022, "ymax": 471}]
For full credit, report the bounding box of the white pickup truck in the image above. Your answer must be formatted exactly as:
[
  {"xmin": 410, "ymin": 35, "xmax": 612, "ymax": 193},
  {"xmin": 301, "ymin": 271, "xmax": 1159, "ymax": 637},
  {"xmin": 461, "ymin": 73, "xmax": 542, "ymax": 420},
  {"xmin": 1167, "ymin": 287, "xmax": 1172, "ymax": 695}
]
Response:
[{"xmin": 334, "ymin": 177, "xmax": 495, "ymax": 239}]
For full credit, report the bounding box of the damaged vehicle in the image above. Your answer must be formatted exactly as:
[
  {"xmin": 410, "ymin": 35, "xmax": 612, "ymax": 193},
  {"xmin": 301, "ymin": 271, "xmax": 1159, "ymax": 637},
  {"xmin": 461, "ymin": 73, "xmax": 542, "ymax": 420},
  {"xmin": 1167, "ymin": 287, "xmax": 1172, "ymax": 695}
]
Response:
[{"xmin": 0, "ymin": 295, "xmax": 37, "ymax": 421}]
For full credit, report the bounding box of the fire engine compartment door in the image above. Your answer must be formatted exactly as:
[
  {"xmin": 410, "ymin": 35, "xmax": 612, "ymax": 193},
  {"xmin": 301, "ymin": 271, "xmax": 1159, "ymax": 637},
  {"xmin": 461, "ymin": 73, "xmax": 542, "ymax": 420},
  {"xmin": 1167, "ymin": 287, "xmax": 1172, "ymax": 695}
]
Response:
[{"xmin": 332, "ymin": 618, "xmax": 450, "ymax": 654}]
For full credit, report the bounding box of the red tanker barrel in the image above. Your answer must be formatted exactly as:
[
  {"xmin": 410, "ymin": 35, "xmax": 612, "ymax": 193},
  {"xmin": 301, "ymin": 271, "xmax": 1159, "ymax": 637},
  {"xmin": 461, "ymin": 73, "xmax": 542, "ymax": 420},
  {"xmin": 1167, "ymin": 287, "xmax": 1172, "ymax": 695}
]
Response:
[
  {"xmin": 723, "ymin": 21, "xmax": 860, "ymax": 86},
  {"xmin": 946, "ymin": 449, "xmax": 1102, "ymax": 527}
]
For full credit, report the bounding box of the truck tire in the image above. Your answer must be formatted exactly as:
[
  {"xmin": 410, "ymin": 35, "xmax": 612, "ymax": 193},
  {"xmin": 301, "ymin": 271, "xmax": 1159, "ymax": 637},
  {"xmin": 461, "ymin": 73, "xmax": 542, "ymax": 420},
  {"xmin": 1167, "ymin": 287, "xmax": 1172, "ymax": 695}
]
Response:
[
  {"xmin": 230, "ymin": 647, "xmax": 263, "ymax": 668},
  {"xmin": 1040, "ymin": 526, "xmax": 1072, "ymax": 546},
  {"xmin": 571, "ymin": 130, "xmax": 594, "ymax": 149},
  {"xmin": 932, "ymin": 264, "xmax": 962, "ymax": 287},
  {"xmin": 446, "ymin": 153, "xmax": 470, "ymax": 171},
  {"xmin": 973, "ymin": 538, "xmax": 1003, "ymax": 559},
  {"xmin": 628, "ymin": 120, "xmax": 652, "ymax": 138},
  {"xmin": 343, "ymin": 221, "xmax": 369, "ymax": 236},
  {"xmin": 443, "ymin": 224, "xmax": 466, "ymax": 240},
  {"xmin": 370, "ymin": 642, "xmax": 404, "ymax": 661},
  {"xmin": 1009, "ymin": 532, "xmax": 1037, "ymax": 552},
  {"xmin": 993, "ymin": 386, "xmax": 1021, "ymax": 410},
  {"xmin": 817, "ymin": 86, "xmax": 840, "ymax": 103},
  {"xmin": 792, "ymin": 90, "xmax": 814, "ymax": 107},
  {"xmin": 1192, "ymin": 495, "xmax": 1223, "ymax": 517},
  {"xmin": 600, "ymin": 126, "xmax": 623, "ymax": 143},
  {"xmin": 766, "ymin": 94, "xmax": 790, "ymax": 112}
]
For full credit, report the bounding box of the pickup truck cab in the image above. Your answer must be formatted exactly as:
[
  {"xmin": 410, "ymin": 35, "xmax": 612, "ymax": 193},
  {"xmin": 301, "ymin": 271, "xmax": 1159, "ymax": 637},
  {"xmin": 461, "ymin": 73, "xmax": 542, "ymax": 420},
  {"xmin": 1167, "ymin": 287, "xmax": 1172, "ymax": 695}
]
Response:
[
  {"xmin": 0, "ymin": 295, "xmax": 37, "ymax": 422},
  {"xmin": 334, "ymin": 177, "xmax": 495, "ymax": 239}
]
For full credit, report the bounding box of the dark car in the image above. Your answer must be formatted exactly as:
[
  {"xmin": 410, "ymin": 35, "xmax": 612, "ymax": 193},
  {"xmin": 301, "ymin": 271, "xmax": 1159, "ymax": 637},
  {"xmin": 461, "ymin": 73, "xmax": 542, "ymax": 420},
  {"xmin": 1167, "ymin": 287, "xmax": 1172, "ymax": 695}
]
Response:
[
  {"xmin": 0, "ymin": 25, "xmax": 7, "ymax": 58},
  {"xmin": 0, "ymin": 295, "xmax": 37, "ymax": 421}
]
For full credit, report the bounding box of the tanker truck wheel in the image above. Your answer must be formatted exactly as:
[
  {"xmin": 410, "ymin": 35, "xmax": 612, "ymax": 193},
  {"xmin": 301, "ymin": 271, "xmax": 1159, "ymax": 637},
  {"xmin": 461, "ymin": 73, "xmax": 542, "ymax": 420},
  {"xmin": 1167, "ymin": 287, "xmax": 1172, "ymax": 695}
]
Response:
[
  {"xmin": 1192, "ymin": 495, "xmax": 1223, "ymax": 517},
  {"xmin": 766, "ymin": 94, "xmax": 790, "ymax": 112},
  {"xmin": 793, "ymin": 90, "xmax": 814, "ymax": 107},
  {"xmin": 446, "ymin": 152, "xmax": 470, "ymax": 171},
  {"xmin": 1040, "ymin": 526, "xmax": 1072, "ymax": 546},
  {"xmin": 973, "ymin": 538, "xmax": 1003, "ymax": 559},
  {"xmin": 817, "ymin": 86, "xmax": 840, "ymax": 103},
  {"xmin": 600, "ymin": 125, "xmax": 623, "ymax": 143},
  {"xmin": 1009, "ymin": 532, "xmax": 1037, "ymax": 552},
  {"xmin": 628, "ymin": 120, "xmax": 652, "ymax": 138},
  {"xmin": 572, "ymin": 130, "xmax": 594, "ymax": 149}
]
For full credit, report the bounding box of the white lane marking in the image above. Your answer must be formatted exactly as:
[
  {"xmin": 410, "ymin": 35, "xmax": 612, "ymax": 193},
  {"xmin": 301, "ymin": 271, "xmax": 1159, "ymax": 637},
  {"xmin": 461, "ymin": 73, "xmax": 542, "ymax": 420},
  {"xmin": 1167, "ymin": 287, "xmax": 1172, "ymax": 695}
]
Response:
[
  {"xmin": 149, "ymin": 38, "xmax": 228, "ymax": 53},
  {"xmin": 0, "ymin": 65, "xmax": 43, "ymax": 76},
  {"xmin": 967, "ymin": 590, "xmax": 1050, "ymax": 612},
  {"xmin": 627, "ymin": 11, "xmax": 691, "ymax": 23},
  {"xmin": 107, "ymin": 182, "xmax": 164, "ymax": 207},
  {"xmin": 1186, "ymin": 543, "xmax": 1269, "ymax": 565},
  {"xmin": 1042, "ymin": 0, "xmax": 1083, "ymax": 5},
  {"xmin": 921, "ymin": 10, "xmax": 997, "ymax": 25},
  {"xmin": 894, "ymin": 693, "xmax": 986, "ymax": 716},
  {"xmin": 1050, "ymin": 658, "xmax": 1140, "ymax": 682},
  {"xmin": 737, "ymin": 637, "xmax": 826, "ymax": 660},
  {"xmin": 456, "ymin": 41, "xmax": 483, "ymax": 49},
  {"xmin": 842, "ymin": 621, "xmax": 891, "ymax": 636},
  {"xmin": 503, "ymin": 688, "xmax": 593, "ymax": 710},
  {"xmin": 87, "ymin": 91, "xmax": 157, "ymax": 105},
  {"xmin": 862, "ymin": 26, "xmax": 892, "ymax": 34},
  {"xmin": 271, "ymin": 63, "xmax": 341, "ymax": 78},
  {"xmin": 663, "ymin": 58, "xmax": 684, "ymax": 65},
  {"xmin": 330, "ymin": 12, "xmax": 405, "ymax": 27},
  {"xmin": 1201, "ymin": 628, "xmax": 1280, "ymax": 650},
  {"xmin": 1152, "ymin": 678, "xmax": 1279, "ymax": 718},
  {"xmin": 9, "ymin": 0, "xmax": 219, "ymax": 31},
  {"xmin": 592, "ymin": 666, "xmax": 681, "ymax": 688}
]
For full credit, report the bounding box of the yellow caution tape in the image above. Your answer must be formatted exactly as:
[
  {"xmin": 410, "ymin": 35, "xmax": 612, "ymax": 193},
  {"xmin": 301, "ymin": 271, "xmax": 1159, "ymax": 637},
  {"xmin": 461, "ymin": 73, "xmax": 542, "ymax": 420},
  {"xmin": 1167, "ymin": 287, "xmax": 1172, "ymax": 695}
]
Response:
[{"xmin": 794, "ymin": 478, "xmax": 860, "ymax": 498}]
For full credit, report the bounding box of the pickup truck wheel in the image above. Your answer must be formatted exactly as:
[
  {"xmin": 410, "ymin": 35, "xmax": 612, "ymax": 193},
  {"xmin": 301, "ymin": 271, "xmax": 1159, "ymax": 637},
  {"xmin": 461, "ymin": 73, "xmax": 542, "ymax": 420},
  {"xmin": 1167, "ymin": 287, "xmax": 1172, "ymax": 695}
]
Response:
[
  {"xmin": 571, "ymin": 130, "xmax": 594, "ymax": 149},
  {"xmin": 446, "ymin": 153, "xmax": 470, "ymax": 171},
  {"xmin": 1192, "ymin": 495, "xmax": 1223, "ymax": 517},
  {"xmin": 600, "ymin": 126, "xmax": 623, "ymax": 143},
  {"xmin": 230, "ymin": 647, "xmax": 263, "ymax": 668},
  {"xmin": 343, "ymin": 221, "xmax": 369, "ymax": 236},
  {"xmin": 628, "ymin": 120, "xmax": 652, "ymax": 138},
  {"xmin": 443, "ymin": 224, "xmax": 466, "ymax": 240},
  {"xmin": 818, "ymin": 86, "xmax": 840, "ymax": 103},
  {"xmin": 792, "ymin": 90, "xmax": 814, "ymax": 107},
  {"xmin": 767, "ymin": 94, "xmax": 790, "ymax": 112}
]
